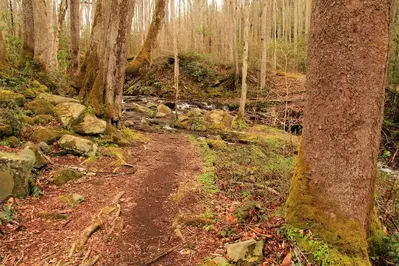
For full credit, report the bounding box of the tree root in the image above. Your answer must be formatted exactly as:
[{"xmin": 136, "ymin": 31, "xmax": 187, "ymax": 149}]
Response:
[{"xmin": 55, "ymin": 191, "xmax": 126, "ymax": 265}]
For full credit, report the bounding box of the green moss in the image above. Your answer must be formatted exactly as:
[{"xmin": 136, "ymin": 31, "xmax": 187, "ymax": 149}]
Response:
[
  {"xmin": 368, "ymin": 213, "xmax": 388, "ymax": 256},
  {"xmin": 284, "ymin": 145, "xmax": 371, "ymax": 265},
  {"xmin": 31, "ymin": 127, "xmax": 65, "ymax": 144},
  {"xmin": 23, "ymin": 114, "xmax": 53, "ymax": 125},
  {"xmin": 26, "ymin": 99, "xmax": 54, "ymax": 115},
  {"xmin": 232, "ymin": 116, "xmax": 247, "ymax": 130},
  {"xmin": 53, "ymin": 168, "xmax": 83, "ymax": 186},
  {"xmin": 0, "ymin": 125, "xmax": 13, "ymax": 136},
  {"xmin": 0, "ymin": 90, "xmax": 26, "ymax": 106},
  {"xmin": 121, "ymin": 127, "xmax": 149, "ymax": 142},
  {"xmin": 0, "ymin": 136, "xmax": 20, "ymax": 148},
  {"xmin": 206, "ymin": 139, "xmax": 227, "ymax": 150}
]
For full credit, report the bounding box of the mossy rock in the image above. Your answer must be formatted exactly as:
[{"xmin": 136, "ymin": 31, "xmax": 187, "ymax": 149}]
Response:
[
  {"xmin": 54, "ymin": 102, "xmax": 86, "ymax": 127},
  {"xmin": 0, "ymin": 150, "xmax": 35, "ymax": 197},
  {"xmin": 22, "ymin": 88, "xmax": 37, "ymax": 99},
  {"xmin": 58, "ymin": 135, "xmax": 98, "ymax": 157},
  {"xmin": 70, "ymin": 113, "xmax": 106, "ymax": 135},
  {"xmin": 53, "ymin": 168, "xmax": 83, "ymax": 186},
  {"xmin": 31, "ymin": 81, "xmax": 49, "ymax": 93},
  {"xmin": 188, "ymin": 110, "xmax": 207, "ymax": 131},
  {"xmin": 226, "ymin": 239, "xmax": 264, "ymax": 266},
  {"xmin": 24, "ymin": 142, "xmax": 48, "ymax": 168},
  {"xmin": 173, "ymin": 115, "xmax": 190, "ymax": 129},
  {"xmin": 31, "ymin": 127, "xmax": 66, "ymax": 144},
  {"xmin": 0, "ymin": 125, "xmax": 13, "ymax": 136},
  {"xmin": 1, "ymin": 136, "xmax": 20, "ymax": 148},
  {"xmin": 0, "ymin": 90, "xmax": 26, "ymax": 106},
  {"xmin": 23, "ymin": 114, "xmax": 54, "ymax": 125},
  {"xmin": 26, "ymin": 99, "xmax": 54, "ymax": 115},
  {"xmin": 206, "ymin": 139, "xmax": 227, "ymax": 150},
  {"xmin": 0, "ymin": 171, "xmax": 14, "ymax": 202},
  {"xmin": 101, "ymin": 124, "xmax": 147, "ymax": 146}
]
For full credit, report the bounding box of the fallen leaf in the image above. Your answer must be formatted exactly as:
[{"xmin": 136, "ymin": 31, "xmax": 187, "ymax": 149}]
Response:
[{"xmin": 281, "ymin": 252, "xmax": 292, "ymax": 266}]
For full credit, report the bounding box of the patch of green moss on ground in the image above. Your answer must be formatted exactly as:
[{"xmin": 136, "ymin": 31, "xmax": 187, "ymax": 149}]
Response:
[
  {"xmin": 53, "ymin": 168, "xmax": 83, "ymax": 186},
  {"xmin": 26, "ymin": 99, "xmax": 54, "ymax": 115}
]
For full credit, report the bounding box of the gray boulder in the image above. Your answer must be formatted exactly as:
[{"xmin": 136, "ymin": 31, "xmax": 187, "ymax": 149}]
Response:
[
  {"xmin": 226, "ymin": 239, "xmax": 264, "ymax": 266},
  {"xmin": 54, "ymin": 102, "xmax": 86, "ymax": 127},
  {"xmin": 0, "ymin": 149, "xmax": 35, "ymax": 197},
  {"xmin": 37, "ymin": 93, "xmax": 79, "ymax": 105},
  {"xmin": 71, "ymin": 113, "xmax": 106, "ymax": 135},
  {"xmin": 0, "ymin": 171, "xmax": 14, "ymax": 202},
  {"xmin": 23, "ymin": 142, "xmax": 48, "ymax": 168},
  {"xmin": 59, "ymin": 135, "xmax": 98, "ymax": 157}
]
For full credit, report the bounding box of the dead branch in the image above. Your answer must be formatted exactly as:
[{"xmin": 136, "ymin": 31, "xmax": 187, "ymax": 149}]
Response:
[{"xmin": 141, "ymin": 245, "xmax": 181, "ymax": 266}]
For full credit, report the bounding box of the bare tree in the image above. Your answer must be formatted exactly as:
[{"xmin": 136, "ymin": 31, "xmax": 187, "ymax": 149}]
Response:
[
  {"xmin": 70, "ymin": 0, "xmax": 80, "ymax": 76},
  {"xmin": 238, "ymin": 0, "xmax": 250, "ymax": 119},
  {"xmin": 125, "ymin": 0, "xmax": 166, "ymax": 74}
]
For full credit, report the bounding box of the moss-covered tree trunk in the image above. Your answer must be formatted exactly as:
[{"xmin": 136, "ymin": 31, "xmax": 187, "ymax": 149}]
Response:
[
  {"xmin": 80, "ymin": 0, "xmax": 135, "ymax": 126},
  {"xmin": 125, "ymin": 0, "xmax": 166, "ymax": 75},
  {"xmin": 285, "ymin": 0, "xmax": 390, "ymax": 264}
]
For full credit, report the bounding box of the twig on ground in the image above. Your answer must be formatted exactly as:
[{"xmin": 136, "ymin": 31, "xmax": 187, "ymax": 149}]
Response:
[
  {"xmin": 13, "ymin": 250, "xmax": 24, "ymax": 266},
  {"xmin": 141, "ymin": 245, "xmax": 181, "ymax": 266}
]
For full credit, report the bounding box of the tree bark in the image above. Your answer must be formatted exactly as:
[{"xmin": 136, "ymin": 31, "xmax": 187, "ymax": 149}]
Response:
[
  {"xmin": 70, "ymin": 0, "xmax": 80, "ymax": 76},
  {"xmin": 260, "ymin": 0, "xmax": 267, "ymax": 91},
  {"xmin": 80, "ymin": 0, "xmax": 135, "ymax": 125},
  {"xmin": 0, "ymin": 30, "xmax": 5, "ymax": 62},
  {"xmin": 230, "ymin": 0, "xmax": 239, "ymax": 88},
  {"xmin": 285, "ymin": 0, "xmax": 390, "ymax": 263},
  {"xmin": 32, "ymin": 0, "xmax": 57, "ymax": 72},
  {"xmin": 54, "ymin": 0, "xmax": 68, "ymax": 68},
  {"xmin": 125, "ymin": 0, "xmax": 166, "ymax": 75},
  {"xmin": 21, "ymin": 0, "xmax": 35, "ymax": 60},
  {"xmin": 238, "ymin": 0, "xmax": 250, "ymax": 119}
]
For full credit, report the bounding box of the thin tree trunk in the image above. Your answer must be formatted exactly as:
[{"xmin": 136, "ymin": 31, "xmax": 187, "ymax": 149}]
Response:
[
  {"xmin": 285, "ymin": 0, "xmax": 390, "ymax": 262},
  {"xmin": 54, "ymin": 0, "xmax": 68, "ymax": 69},
  {"xmin": 238, "ymin": 0, "xmax": 250, "ymax": 119},
  {"xmin": 260, "ymin": 0, "xmax": 267, "ymax": 91},
  {"xmin": 171, "ymin": 0, "xmax": 179, "ymax": 119},
  {"xmin": 125, "ymin": 0, "xmax": 166, "ymax": 74},
  {"xmin": 70, "ymin": 0, "xmax": 80, "ymax": 76},
  {"xmin": 231, "ymin": 0, "xmax": 239, "ymax": 89}
]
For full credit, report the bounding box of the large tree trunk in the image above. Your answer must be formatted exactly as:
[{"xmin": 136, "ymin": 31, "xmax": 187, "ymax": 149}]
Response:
[
  {"xmin": 125, "ymin": 0, "xmax": 166, "ymax": 75},
  {"xmin": 285, "ymin": 0, "xmax": 390, "ymax": 263},
  {"xmin": 238, "ymin": 0, "xmax": 250, "ymax": 119},
  {"xmin": 32, "ymin": 0, "xmax": 57, "ymax": 71},
  {"xmin": 80, "ymin": 0, "xmax": 135, "ymax": 126},
  {"xmin": 21, "ymin": 0, "xmax": 35, "ymax": 60},
  {"xmin": 70, "ymin": 0, "xmax": 80, "ymax": 76}
]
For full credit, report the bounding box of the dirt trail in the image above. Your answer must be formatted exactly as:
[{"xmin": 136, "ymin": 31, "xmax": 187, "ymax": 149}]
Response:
[
  {"xmin": 109, "ymin": 133, "xmax": 201, "ymax": 265},
  {"xmin": 0, "ymin": 132, "xmax": 203, "ymax": 266}
]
